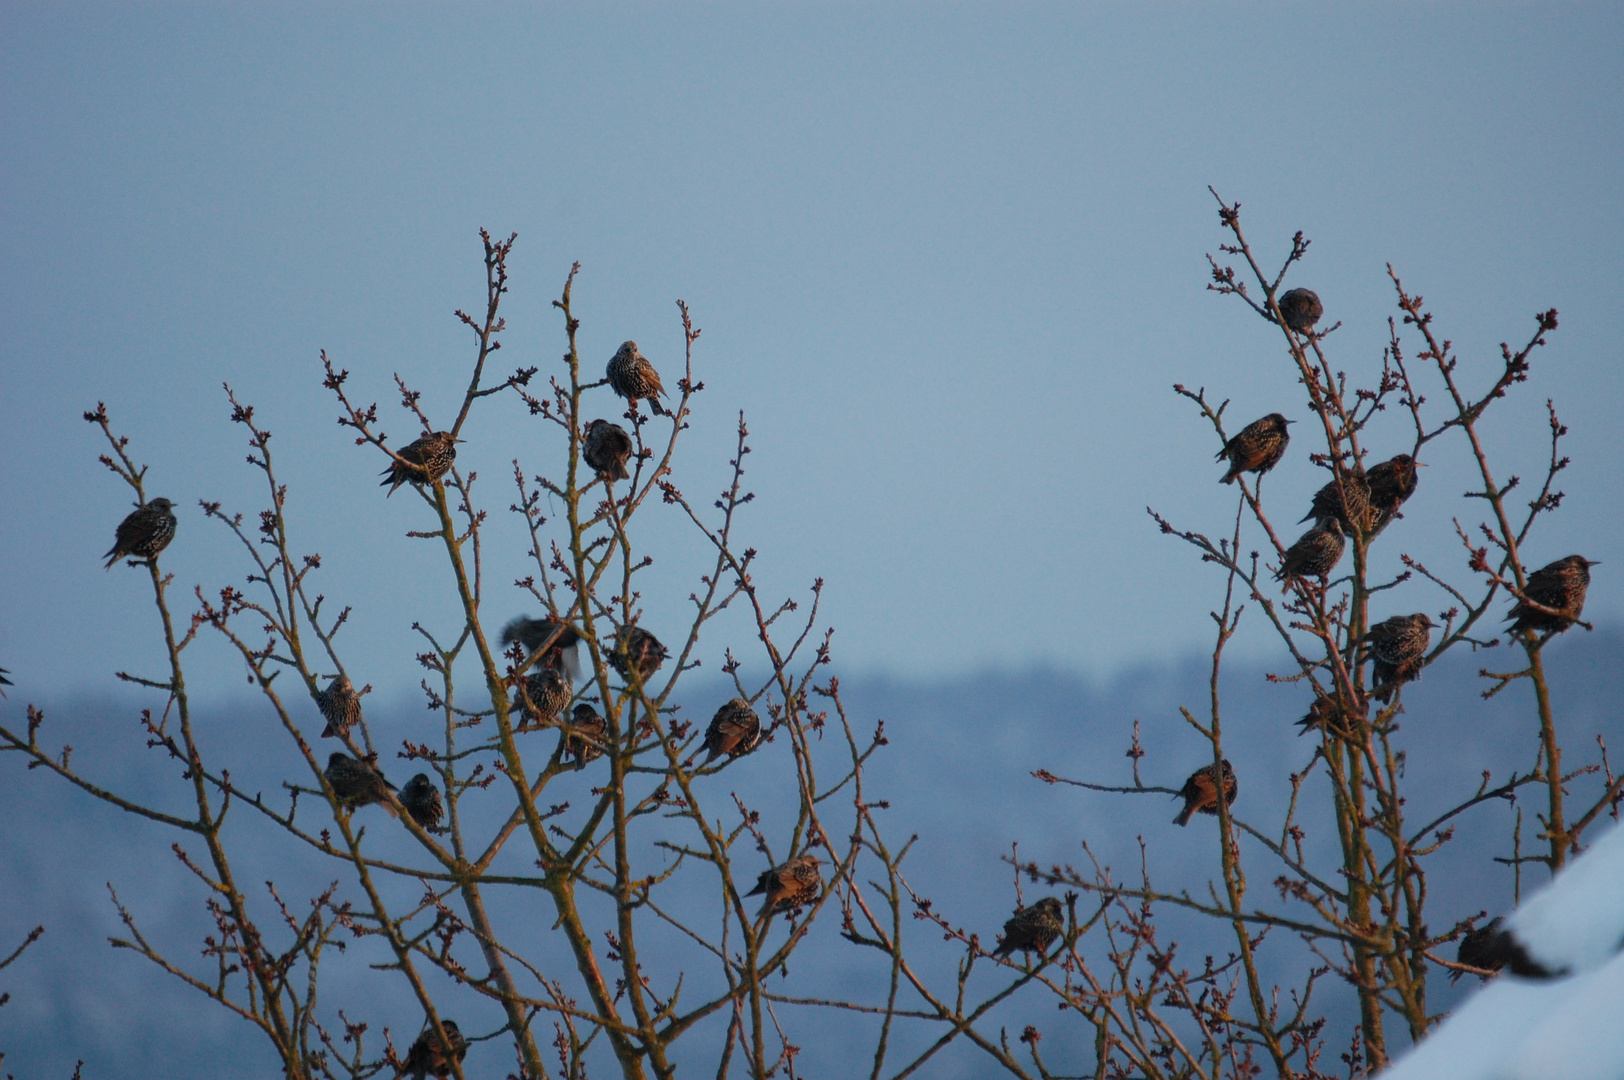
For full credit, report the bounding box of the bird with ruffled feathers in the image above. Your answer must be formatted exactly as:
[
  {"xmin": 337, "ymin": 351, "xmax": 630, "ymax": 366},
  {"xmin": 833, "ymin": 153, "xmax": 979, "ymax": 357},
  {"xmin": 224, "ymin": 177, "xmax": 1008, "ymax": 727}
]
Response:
[
  {"xmin": 1173, "ymin": 760, "xmax": 1237, "ymax": 826},
  {"xmin": 994, "ymin": 896, "xmax": 1064, "ymax": 958},
  {"xmin": 380, "ymin": 431, "xmax": 461, "ymax": 496},
  {"xmin": 1216, "ymin": 413, "xmax": 1292, "ymax": 485},
  {"xmin": 606, "ymin": 341, "xmax": 667, "ymax": 416},
  {"xmin": 1508, "ymin": 555, "xmax": 1597, "ymax": 637},
  {"xmin": 748, "ymin": 854, "xmax": 822, "ymax": 918},
  {"xmin": 104, "ymin": 498, "xmax": 177, "ymax": 568}
]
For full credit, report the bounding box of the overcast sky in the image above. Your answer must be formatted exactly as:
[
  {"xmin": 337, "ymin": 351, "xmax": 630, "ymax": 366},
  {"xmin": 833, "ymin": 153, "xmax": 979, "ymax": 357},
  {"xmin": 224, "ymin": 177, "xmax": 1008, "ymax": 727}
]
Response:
[{"xmin": 2, "ymin": 3, "xmax": 1619, "ymax": 701}]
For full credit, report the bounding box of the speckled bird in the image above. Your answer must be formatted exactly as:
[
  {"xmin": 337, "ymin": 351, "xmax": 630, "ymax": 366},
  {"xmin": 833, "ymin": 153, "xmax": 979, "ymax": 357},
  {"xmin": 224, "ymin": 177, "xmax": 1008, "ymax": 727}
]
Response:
[
  {"xmin": 397, "ymin": 1019, "xmax": 467, "ymax": 1080},
  {"xmin": 324, "ymin": 752, "xmax": 397, "ymax": 815},
  {"xmin": 563, "ymin": 703, "xmax": 607, "ymax": 770},
  {"xmin": 316, "ymin": 674, "xmax": 362, "ymax": 739},
  {"xmin": 1301, "ymin": 470, "xmax": 1371, "ymax": 534},
  {"xmin": 1277, "ymin": 519, "xmax": 1345, "ymax": 585},
  {"xmin": 583, "ymin": 419, "xmax": 634, "ymax": 482},
  {"xmin": 400, "ymin": 773, "xmax": 445, "ymax": 833},
  {"xmin": 518, "ymin": 666, "xmax": 573, "ymax": 726},
  {"xmin": 608, "ymin": 626, "xmax": 669, "ymax": 683},
  {"xmin": 1508, "ymin": 555, "xmax": 1597, "ymax": 637},
  {"xmin": 748, "ymin": 853, "xmax": 823, "ymax": 918},
  {"xmin": 1366, "ymin": 454, "xmax": 1422, "ymax": 535},
  {"xmin": 380, "ymin": 431, "xmax": 460, "ymax": 496},
  {"xmin": 1366, "ymin": 613, "xmax": 1434, "ymax": 702},
  {"xmin": 1173, "ymin": 760, "xmax": 1238, "ymax": 826},
  {"xmin": 993, "ymin": 896, "xmax": 1064, "ymax": 958},
  {"xmin": 1216, "ymin": 413, "xmax": 1293, "ymax": 485},
  {"xmin": 606, "ymin": 341, "xmax": 668, "ymax": 416},
  {"xmin": 1277, "ymin": 288, "xmax": 1324, "ymax": 334},
  {"xmin": 501, "ymin": 615, "xmax": 582, "ymax": 678},
  {"xmin": 697, "ymin": 698, "xmax": 762, "ymax": 765},
  {"xmin": 1296, "ymin": 694, "xmax": 1354, "ymax": 738},
  {"xmin": 103, "ymin": 498, "xmax": 177, "ymax": 568}
]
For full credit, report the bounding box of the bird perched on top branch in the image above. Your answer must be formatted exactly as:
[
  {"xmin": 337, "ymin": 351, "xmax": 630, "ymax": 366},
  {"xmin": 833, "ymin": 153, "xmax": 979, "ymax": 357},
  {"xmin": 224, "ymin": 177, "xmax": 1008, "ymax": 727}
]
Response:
[
  {"xmin": 380, "ymin": 431, "xmax": 460, "ymax": 495},
  {"xmin": 104, "ymin": 498, "xmax": 177, "ymax": 568},
  {"xmin": 1277, "ymin": 288, "xmax": 1323, "ymax": 334},
  {"xmin": 606, "ymin": 341, "xmax": 667, "ymax": 416}
]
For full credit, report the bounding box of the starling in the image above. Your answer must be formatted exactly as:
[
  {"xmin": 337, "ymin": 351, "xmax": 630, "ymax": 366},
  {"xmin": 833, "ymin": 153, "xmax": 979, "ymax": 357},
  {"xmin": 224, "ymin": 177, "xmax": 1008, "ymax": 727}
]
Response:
[
  {"xmin": 608, "ymin": 626, "xmax": 669, "ymax": 683},
  {"xmin": 1296, "ymin": 694, "xmax": 1357, "ymax": 738},
  {"xmin": 606, "ymin": 341, "xmax": 668, "ymax": 416},
  {"xmin": 1216, "ymin": 414, "xmax": 1293, "ymax": 485},
  {"xmin": 1300, "ymin": 470, "xmax": 1371, "ymax": 534},
  {"xmin": 1451, "ymin": 917, "xmax": 1558, "ymax": 981},
  {"xmin": 1454, "ymin": 918, "xmax": 1507, "ymax": 982},
  {"xmin": 517, "ymin": 666, "xmax": 573, "ymax": 726},
  {"xmin": 1173, "ymin": 759, "xmax": 1238, "ymax": 826},
  {"xmin": 501, "ymin": 615, "xmax": 582, "ymax": 679},
  {"xmin": 1507, "ymin": 555, "xmax": 1598, "ymax": 637},
  {"xmin": 1277, "ymin": 288, "xmax": 1323, "ymax": 334},
  {"xmin": 1365, "ymin": 613, "xmax": 1434, "ymax": 703},
  {"xmin": 582, "ymin": 419, "xmax": 634, "ymax": 482},
  {"xmin": 696, "ymin": 697, "xmax": 763, "ymax": 765},
  {"xmin": 1366, "ymin": 455, "xmax": 1422, "ymax": 535},
  {"xmin": 747, "ymin": 853, "xmax": 823, "ymax": 918},
  {"xmin": 103, "ymin": 498, "xmax": 177, "ymax": 568},
  {"xmin": 380, "ymin": 431, "xmax": 460, "ymax": 496},
  {"xmin": 400, "ymin": 773, "xmax": 445, "ymax": 833},
  {"xmin": 398, "ymin": 1019, "xmax": 468, "ymax": 1080},
  {"xmin": 563, "ymin": 703, "xmax": 608, "ymax": 770},
  {"xmin": 324, "ymin": 752, "xmax": 397, "ymax": 816},
  {"xmin": 993, "ymin": 896, "xmax": 1065, "ymax": 958},
  {"xmin": 1277, "ymin": 519, "xmax": 1345, "ymax": 584},
  {"xmin": 315, "ymin": 674, "xmax": 362, "ymax": 739}
]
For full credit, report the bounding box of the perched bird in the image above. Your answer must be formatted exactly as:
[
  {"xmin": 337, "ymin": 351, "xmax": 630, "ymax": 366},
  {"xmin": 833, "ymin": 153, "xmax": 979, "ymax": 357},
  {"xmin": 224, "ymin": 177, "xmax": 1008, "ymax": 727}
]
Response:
[
  {"xmin": 324, "ymin": 752, "xmax": 397, "ymax": 816},
  {"xmin": 1173, "ymin": 760, "xmax": 1238, "ymax": 826},
  {"xmin": 1296, "ymin": 694, "xmax": 1356, "ymax": 738},
  {"xmin": 1366, "ymin": 613, "xmax": 1434, "ymax": 703},
  {"xmin": 1508, "ymin": 555, "xmax": 1598, "ymax": 637},
  {"xmin": 563, "ymin": 703, "xmax": 607, "ymax": 770},
  {"xmin": 1216, "ymin": 414, "xmax": 1293, "ymax": 484},
  {"xmin": 1454, "ymin": 918, "xmax": 1508, "ymax": 982},
  {"xmin": 1277, "ymin": 519, "xmax": 1345, "ymax": 584},
  {"xmin": 501, "ymin": 615, "xmax": 582, "ymax": 679},
  {"xmin": 1277, "ymin": 288, "xmax": 1324, "ymax": 334},
  {"xmin": 517, "ymin": 666, "xmax": 572, "ymax": 726},
  {"xmin": 1366, "ymin": 454, "xmax": 1422, "ymax": 535},
  {"xmin": 315, "ymin": 674, "xmax": 362, "ymax": 739},
  {"xmin": 582, "ymin": 419, "xmax": 634, "ymax": 482},
  {"xmin": 380, "ymin": 431, "xmax": 460, "ymax": 496},
  {"xmin": 1301, "ymin": 470, "xmax": 1371, "ymax": 534},
  {"xmin": 1450, "ymin": 916, "xmax": 1557, "ymax": 981},
  {"xmin": 398, "ymin": 1019, "xmax": 467, "ymax": 1080},
  {"xmin": 993, "ymin": 896, "xmax": 1065, "ymax": 958},
  {"xmin": 103, "ymin": 498, "xmax": 177, "ymax": 568},
  {"xmin": 400, "ymin": 773, "xmax": 445, "ymax": 833},
  {"xmin": 696, "ymin": 698, "xmax": 763, "ymax": 765},
  {"xmin": 608, "ymin": 626, "xmax": 668, "ymax": 683},
  {"xmin": 606, "ymin": 341, "xmax": 667, "ymax": 416},
  {"xmin": 748, "ymin": 854, "xmax": 823, "ymax": 918}
]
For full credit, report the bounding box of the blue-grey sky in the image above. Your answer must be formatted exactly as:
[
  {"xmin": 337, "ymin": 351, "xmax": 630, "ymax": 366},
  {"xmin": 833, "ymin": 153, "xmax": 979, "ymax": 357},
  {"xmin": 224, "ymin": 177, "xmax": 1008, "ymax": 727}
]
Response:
[{"xmin": 2, "ymin": 3, "xmax": 1620, "ymax": 699}]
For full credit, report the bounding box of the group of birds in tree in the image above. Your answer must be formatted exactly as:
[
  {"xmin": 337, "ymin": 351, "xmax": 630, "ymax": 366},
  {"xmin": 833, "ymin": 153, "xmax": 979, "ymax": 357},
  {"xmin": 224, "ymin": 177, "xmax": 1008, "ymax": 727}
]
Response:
[
  {"xmin": 1177, "ymin": 285, "xmax": 1599, "ymax": 826},
  {"xmin": 77, "ymin": 320, "xmax": 1601, "ymax": 1048}
]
